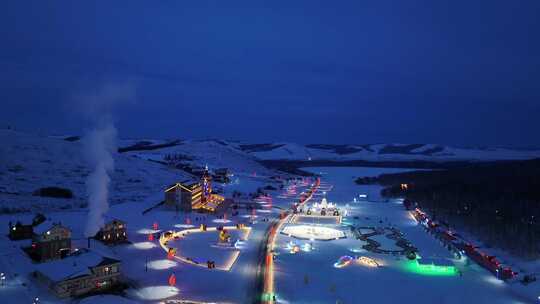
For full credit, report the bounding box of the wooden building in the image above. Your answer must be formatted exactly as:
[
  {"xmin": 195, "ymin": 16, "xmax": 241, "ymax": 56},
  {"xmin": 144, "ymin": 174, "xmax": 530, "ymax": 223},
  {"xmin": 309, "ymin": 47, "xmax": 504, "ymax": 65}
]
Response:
[
  {"xmin": 165, "ymin": 172, "xmax": 225, "ymax": 213},
  {"xmin": 9, "ymin": 221, "xmax": 33, "ymax": 240},
  {"xmin": 33, "ymin": 249, "xmax": 121, "ymax": 298},
  {"xmin": 30, "ymin": 222, "xmax": 71, "ymax": 262},
  {"xmin": 95, "ymin": 219, "xmax": 127, "ymax": 245},
  {"xmin": 164, "ymin": 180, "xmax": 203, "ymax": 212},
  {"xmin": 198, "ymin": 168, "xmax": 225, "ymax": 212},
  {"xmin": 8, "ymin": 213, "xmax": 46, "ymax": 240}
]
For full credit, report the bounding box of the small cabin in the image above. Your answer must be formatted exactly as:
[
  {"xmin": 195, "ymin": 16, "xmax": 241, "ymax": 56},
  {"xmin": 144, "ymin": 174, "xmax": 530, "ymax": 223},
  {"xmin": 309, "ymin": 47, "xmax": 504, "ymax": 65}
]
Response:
[
  {"xmin": 95, "ymin": 219, "xmax": 127, "ymax": 245},
  {"xmin": 9, "ymin": 221, "xmax": 34, "ymax": 240},
  {"xmin": 8, "ymin": 213, "xmax": 46, "ymax": 240}
]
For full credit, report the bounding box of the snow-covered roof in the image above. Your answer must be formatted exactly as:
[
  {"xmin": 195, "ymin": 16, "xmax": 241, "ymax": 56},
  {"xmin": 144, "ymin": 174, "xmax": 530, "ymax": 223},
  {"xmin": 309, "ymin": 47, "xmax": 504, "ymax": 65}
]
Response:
[
  {"xmin": 103, "ymin": 215, "xmax": 125, "ymax": 225},
  {"xmin": 165, "ymin": 180, "xmax": 200, "ymax": 192},
  {"xmin": 33, "ymin": 221, "xmax": 69, "ymax": 235},
  {"xmin": 35, "ymin": 249, "xmax": 120, "ymax": 282}
]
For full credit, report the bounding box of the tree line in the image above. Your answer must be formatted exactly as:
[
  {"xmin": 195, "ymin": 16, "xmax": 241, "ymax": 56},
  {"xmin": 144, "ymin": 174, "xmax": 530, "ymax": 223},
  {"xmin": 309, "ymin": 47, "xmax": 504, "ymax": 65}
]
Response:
[{"xmin": 357, "ymin": 159, "xmax": 540, "ymax": 259}]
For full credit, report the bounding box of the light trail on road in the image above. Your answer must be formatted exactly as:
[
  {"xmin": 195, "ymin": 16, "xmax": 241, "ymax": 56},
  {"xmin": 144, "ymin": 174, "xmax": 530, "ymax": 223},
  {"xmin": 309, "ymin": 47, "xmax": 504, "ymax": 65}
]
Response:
[{"xmin": 261, "ymin": 178, "xmax": 320, "ymax": 303}]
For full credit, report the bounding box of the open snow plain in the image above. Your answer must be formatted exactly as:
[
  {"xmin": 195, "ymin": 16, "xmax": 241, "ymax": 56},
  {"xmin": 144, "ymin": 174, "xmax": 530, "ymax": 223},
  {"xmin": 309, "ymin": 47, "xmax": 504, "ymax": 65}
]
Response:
[{"xmin": 271, "ymin": 167, "xmax": 533, "ymax": 304}]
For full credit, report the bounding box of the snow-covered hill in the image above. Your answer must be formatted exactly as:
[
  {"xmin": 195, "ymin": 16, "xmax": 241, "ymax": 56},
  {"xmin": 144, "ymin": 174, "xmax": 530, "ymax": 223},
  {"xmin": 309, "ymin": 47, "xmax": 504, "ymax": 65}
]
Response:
[
  {"xmin": 0, "ymin": 130, "xmax": 193, "ymax": 213},
  {"xmin": 3, "ymin": 129, "xmax": 539, "ymax": 214},
  {"xmin": 236, "ymin": 142, "xmax": 540, "ymax": 162},
  {"xmin": 0, "ymin": 131, "xmax": 277, "ymax": 213},
  {"xmin": 118, "ymin": 139, "xmax": 273, "ymax": 176}
]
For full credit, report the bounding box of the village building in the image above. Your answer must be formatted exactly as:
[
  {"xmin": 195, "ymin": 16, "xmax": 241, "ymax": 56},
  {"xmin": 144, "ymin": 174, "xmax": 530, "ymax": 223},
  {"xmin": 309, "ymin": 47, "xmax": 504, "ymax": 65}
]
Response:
[
  {"xmin": 8, "ymin": 213, "xmax": 46, "ymax": 240},
  {"xmin": 164, "ymin": 169, "xmax": 226, "ymax": 213},
  {"xmin": 33, "ymin": 248, "xmax": 121, "ymax": 298},
  {"xmin": 197, "ymin": 168, "xmax": 226, "ymax": 212},
  {"xmin": 164, "ymin": 180, "xmax": 203, "ymax": 212},
  {"xmin": 9, "ymin": 222, "xmax": 33, "ymax": 240},
  {"xmin": 95, "ymin": 219, "xmax": 127, "ymax": 245},
  {"xmin": 29, "ymin": 222, "xmax": 71, "ymax": 262}
]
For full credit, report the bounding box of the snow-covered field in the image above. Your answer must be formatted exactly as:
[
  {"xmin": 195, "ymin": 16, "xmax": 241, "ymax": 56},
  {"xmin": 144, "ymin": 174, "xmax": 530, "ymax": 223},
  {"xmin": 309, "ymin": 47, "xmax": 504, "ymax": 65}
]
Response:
[
  {"xmin": 0, "ymin": 156, "xmax": 312, "ymax": 304},
  {"xmin": 245, "ymin": 142, "xmax": 540, "ymax": 162},
  {"xmin": 271, "ymin": 167, "xmax": 538, "ymax": 304},
  {"xmin": 120, "ymin": 139, "xmax": 273, "ymax": 177},
  {"xmin": 2, "ymin": 130, "xmax": 540, "ymax": 303},
  {"xmin": 306, "ymin": 166, "xmax": 423, "ymax": 202},
  {"xmin": 0, "ymin": 130, "xmax": 192, "ymax": 213}
]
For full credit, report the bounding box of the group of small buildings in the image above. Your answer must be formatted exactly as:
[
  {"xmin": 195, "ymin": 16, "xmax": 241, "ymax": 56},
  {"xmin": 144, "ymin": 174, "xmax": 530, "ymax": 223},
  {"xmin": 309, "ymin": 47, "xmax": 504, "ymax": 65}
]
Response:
[
  {"xmin": 7, "ymin": 216, "xmax": 127, "ymax": 298},
  {"xmin": 165, "ymin": 168, "xmax": 227, "ymax": 213}
]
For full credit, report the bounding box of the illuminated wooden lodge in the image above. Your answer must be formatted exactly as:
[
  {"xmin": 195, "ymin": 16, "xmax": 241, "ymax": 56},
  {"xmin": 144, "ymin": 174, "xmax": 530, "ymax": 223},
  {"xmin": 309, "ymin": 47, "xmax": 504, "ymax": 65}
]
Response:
[
  {"xmin": 165, "ymin": 180, "xmax": 203, "ymax": 212},
  {"xmin": 198, "ymin": 169, "xmax": 225, "ymax": 212},
  {"xmin": 30, "ymin": 222, "xmax": 72, "ymax": 262},
  {"xmin": 95, "ymin": 219, "xmax": 127, "ymax": 245},
  {"xmin": 164, "ymin": 170, "xmax": 225, "ymax": 213},
  {"xmin": 33, "ymin": 248, "xmax": 121, "ymax": 298}
]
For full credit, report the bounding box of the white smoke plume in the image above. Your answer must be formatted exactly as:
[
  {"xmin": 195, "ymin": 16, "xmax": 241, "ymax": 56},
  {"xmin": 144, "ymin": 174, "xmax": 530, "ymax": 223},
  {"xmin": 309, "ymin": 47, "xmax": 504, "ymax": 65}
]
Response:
[
  {"xmin": 83, "ymin": 124, "xmax": 117, "ymax": 237},
  {"xmin": 77, "ymin": 82, "xmax": 135, "ymax": 237}
]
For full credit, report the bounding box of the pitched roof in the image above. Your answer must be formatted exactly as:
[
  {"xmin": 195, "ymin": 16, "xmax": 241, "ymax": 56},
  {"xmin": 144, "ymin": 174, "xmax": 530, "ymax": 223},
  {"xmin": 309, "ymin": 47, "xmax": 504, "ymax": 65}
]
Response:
[
  {"xmin": 165, "ymin": 180, "xmax": 200, "ymax": 193},
  {"xmin": 35, "ymin": 249, "xmax": 120, "ymax": 282},
  {"xmin": 33, "ymin": 221, "xmax": 69, "ymax": 235}
]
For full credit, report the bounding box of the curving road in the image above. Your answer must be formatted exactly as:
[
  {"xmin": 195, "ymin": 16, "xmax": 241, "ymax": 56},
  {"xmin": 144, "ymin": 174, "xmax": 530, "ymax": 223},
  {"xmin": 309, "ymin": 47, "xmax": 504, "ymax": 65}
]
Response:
[{"xmin": 257, "ymin": 178, "xmax": 320, "ymax": 304}]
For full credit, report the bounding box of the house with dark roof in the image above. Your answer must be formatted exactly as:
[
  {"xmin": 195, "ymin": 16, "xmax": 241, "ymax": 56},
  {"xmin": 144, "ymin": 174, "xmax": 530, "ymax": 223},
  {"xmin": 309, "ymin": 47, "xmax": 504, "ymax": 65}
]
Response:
[
  {"xmin": 32, "ymin": 248, "xmax": 121, "ymax": 298},
  {"xmin": 29, "ymin": 222, "xmax": 71, "ymax": 262},
  {"xmin": 8, "ymin": 213, "xmax": 46, "ymax": 240},
  {"xmin": 95, "ymin": 218, "xmax": 128, "ymax": 245}
]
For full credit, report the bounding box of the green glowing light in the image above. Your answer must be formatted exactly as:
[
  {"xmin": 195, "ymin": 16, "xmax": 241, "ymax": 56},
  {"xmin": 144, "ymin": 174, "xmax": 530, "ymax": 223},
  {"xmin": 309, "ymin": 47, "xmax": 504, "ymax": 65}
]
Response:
[
  {"xmin": 403, "ymin": 260, "xmax": 457, "ymax": 276},
  {"xmin": 261, "ymin": 293, "xmax": 276, "ymax": 301}
]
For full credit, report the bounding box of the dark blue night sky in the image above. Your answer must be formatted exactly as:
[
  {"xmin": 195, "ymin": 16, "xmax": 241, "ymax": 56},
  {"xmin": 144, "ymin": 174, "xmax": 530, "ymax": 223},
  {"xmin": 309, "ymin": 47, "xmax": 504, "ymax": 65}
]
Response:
[{"xmin": 1, "ymin": 1, "xmax": 539, "ymax": 146}]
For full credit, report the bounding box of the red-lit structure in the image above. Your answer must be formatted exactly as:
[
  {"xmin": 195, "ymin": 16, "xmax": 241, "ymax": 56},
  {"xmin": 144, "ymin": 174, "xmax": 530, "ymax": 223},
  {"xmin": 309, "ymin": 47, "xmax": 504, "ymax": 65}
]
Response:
[
  {"xmin": 168, "ymin": 273, "xmax": 176, "ymax": 287},
  {"xmin": 410, "ymin": 207, "xmax": 516, "ymax": 280}
]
